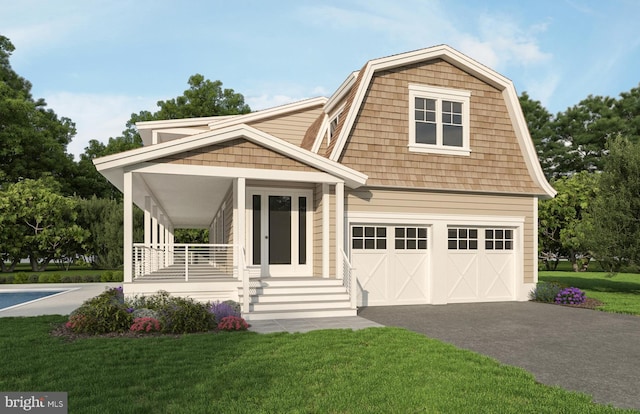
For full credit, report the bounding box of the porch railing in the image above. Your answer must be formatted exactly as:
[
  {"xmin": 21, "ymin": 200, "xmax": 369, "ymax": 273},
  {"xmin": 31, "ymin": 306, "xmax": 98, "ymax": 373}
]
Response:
[
  {"xmin": 341, "ymin": 249, "xmax": 357, "ymax": 310},
  {"xmin": 133, "ymin": 244, "xmax": 235, "ymax": 280}
]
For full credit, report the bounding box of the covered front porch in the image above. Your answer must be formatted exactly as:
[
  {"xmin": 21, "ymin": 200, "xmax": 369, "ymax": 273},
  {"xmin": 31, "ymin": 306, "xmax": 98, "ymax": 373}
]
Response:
[
  {"xmin": 121, "ymin": 166, "xmax": 358, "ymax": 319},
  {"xmin": 93, "ymin": 124, "xmax": 368, "ymax": 319}
]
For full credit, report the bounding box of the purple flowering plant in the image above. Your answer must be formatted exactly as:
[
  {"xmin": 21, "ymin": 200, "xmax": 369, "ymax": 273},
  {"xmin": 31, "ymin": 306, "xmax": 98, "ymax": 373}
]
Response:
[
  {"xmin": 555, "ymin": 287, "xmax": 586, "ymax": 305},
  {"xmin": 209, "ymin": 301, "xmax": 241, "ymax": 321}
]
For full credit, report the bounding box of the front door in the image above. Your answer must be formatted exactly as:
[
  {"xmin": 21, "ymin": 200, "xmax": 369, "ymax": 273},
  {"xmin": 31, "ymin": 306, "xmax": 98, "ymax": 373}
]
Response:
[{"xmin": 248, "ymin": 189, "xmax": 312, "ymax": 276}]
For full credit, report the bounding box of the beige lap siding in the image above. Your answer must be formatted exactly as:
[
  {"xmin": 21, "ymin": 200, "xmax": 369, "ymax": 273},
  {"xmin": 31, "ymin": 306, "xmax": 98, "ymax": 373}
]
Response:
[
  {"xmin": 313, "ymin": 184, "xmax": 336, "ymax": 278},
  {"xmin": 346, "ymin": 188, "xmax": 536, "ymax": 283}
]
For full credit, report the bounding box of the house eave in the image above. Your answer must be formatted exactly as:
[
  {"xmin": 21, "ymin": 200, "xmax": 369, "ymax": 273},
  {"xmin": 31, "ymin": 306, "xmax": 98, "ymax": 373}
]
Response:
[{"xmin": 93, "ymin": 123, "xmax": 368, "ymax": 190}]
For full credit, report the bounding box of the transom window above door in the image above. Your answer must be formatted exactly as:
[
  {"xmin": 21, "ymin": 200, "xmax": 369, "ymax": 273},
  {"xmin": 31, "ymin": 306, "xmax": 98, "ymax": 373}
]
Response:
[{"xmin": 409, "ymin": 84, "xmax": 471, "ymax": 156}]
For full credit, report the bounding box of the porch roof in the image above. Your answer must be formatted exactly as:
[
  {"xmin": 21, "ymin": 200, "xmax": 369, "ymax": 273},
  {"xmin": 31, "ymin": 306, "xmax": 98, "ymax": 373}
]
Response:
[{"xmin": 94, "ymin": 123, "xmax": 368, "ymax": 228}]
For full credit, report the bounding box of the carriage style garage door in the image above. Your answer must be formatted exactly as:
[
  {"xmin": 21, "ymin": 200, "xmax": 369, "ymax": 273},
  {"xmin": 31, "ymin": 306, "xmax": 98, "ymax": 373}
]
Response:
[
  {"xmin": 351, "ymin": 225, "xmax": 430, "ymax": 306},
  {"xmin": 351, "ymin": 223, "xmax": 518, "ymax": 306},
  {"xmin": 446, "ymin": 227, "xmax": 516, "ymax": 303}
]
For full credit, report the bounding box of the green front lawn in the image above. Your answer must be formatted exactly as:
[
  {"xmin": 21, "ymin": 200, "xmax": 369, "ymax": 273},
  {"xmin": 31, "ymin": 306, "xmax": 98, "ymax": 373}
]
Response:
[
  {"xmin": 0, "ymin": 316, "xmax": 632, "ymax": 413},
  {"xmin": 539, "ymin": 271, "xmax": 640, "ymax": 315}
]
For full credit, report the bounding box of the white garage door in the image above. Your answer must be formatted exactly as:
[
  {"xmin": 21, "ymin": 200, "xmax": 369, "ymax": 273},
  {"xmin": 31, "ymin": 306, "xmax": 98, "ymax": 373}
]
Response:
[
  {"xmin": 351, "ymin": 225, "xmax": 430, "ymax": 306},
  {"xmin": 447, "ymin": 227, "xmax": 516, "ymax": 302}
]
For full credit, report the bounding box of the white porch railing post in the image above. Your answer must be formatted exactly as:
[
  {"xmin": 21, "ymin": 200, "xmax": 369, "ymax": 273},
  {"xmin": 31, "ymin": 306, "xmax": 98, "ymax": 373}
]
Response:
[
  {"xmin": 184, "ymin": 245, "xmax": 189, "ymax": 281},
  {"xmin": 240, "ymin": 246, "xmax": 249, "ymax": 315}
]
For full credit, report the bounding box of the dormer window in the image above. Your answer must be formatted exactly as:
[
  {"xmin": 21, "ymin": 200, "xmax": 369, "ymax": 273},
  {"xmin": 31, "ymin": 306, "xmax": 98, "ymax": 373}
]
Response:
[
  {"xmin": 329, "ymin": 115, "xmax": 339, "ymax": 140},
  {"xmin": 408, "ymin": 84, "xmax": 471, "ymax": 156}
]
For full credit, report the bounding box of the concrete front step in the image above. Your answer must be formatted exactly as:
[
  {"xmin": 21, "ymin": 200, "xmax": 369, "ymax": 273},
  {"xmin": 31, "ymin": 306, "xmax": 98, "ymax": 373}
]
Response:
[
  {"xmin": 240, "ymin": 285, "xmax": 347, "ymax": 295},
  {"xmin": 244, "ymin": 307, "xmax": 357, "ymax": 321},
  {"xmin": 240, "ymin": 292, "xmax": 350, "ymax": 303},
  {"xmin": 249, "ymin": 299, "xmax": 353, "ymax": 312},
  {"xmin": 251, "ymin": 277, "xmax": 345, "ymax": 288}
]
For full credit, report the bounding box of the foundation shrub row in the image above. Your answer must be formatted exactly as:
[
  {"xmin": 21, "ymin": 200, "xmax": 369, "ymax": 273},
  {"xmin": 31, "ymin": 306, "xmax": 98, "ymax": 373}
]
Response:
[{"xmin": 65, "ymin": 287, "xmax": 247, "ymax": 335}]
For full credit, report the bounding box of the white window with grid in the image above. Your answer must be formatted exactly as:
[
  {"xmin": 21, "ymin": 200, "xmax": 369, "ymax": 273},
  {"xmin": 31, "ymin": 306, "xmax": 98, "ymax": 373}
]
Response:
[{"xmin": 409, "ymin": 84, "xmax": 471, "ymax": 156}]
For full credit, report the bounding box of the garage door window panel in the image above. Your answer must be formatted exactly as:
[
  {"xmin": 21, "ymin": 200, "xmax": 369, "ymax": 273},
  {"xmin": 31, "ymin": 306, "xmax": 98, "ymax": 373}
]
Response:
[
  {"xmin": 352, "ymin": 226, "xmax": 386, "ymax": 250},
  {"xmin": 485, "ymin": 228, "xmax": 514, "ymax": 250},
  {"xmin": 395, "ymin": 226, "xmax": 428, "ymax": 250},
  {"xmin": 448, "ymin": 228, "xmax": 478, "ymax": 250}
]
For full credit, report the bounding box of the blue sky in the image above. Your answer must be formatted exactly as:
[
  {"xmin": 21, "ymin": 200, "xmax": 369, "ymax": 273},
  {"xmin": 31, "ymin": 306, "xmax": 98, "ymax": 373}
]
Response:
[{"xmin": 2, "ymin": 0, "xmax": 640, "ymax": 158}]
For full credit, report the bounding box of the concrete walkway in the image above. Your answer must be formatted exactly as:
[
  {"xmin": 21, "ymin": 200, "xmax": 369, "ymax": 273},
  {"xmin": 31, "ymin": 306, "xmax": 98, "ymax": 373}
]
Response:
[
  {"xmin": 247, "ymin": 316, "xmax": 382, "ymax": 333},
  {"xmin": 0, "ymin": 283, "xmax": 120, "ymax": 317},
  {"xmin": 359, "ymin": 302, "xmax": 640, "ymax": 411}
]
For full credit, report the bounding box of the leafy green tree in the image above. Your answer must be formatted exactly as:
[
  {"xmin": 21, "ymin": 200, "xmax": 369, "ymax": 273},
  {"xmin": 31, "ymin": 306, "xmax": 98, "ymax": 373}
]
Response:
[
  {"xmin": 538, "ymin": 171, "xmax": 597, "ymax": 271},
  {"xmin": 0, "ymin": 35, "xmax": 77, "ymax": 194},
  {"xmin": 553, "ymin": 94, "xmax": 624, "ymax": 175},
  {"xmin": 0, "ymin": 178, "xmax": 89, "ymax": 271},
  {"xmin": 77, "ymin": 74, "xmax": 251, "ymax": 198},
  {"xmin": 519, "ymin": 92, "xmax": 559, "ymax": 180},
  {"xmin": 174, "ymin": 229, "xmax": 209, "ymax": 244},
  {"xmin": 77, "ymin": 197, "xmax": 143, "ymax": 269},
  {"xmin": 584, "ymin": 137, "xmax": 640, "ymax": 272}
]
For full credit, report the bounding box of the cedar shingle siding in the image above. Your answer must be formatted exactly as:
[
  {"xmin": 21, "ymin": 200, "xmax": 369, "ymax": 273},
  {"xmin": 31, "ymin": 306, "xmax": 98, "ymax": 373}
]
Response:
[
  {"xmin": 338, "ymin": 59, "xmax": 540, "ymax": 194},
  {"xmin": 156, "ymin": 138, "xmax": 321, "ymax": 172}
]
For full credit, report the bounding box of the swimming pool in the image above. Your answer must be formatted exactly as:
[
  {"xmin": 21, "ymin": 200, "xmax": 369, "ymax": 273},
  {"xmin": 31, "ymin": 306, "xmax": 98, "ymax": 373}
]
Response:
[{"xmin": 0, "ymin": 290, "xmax": 68, "ymax": 311}]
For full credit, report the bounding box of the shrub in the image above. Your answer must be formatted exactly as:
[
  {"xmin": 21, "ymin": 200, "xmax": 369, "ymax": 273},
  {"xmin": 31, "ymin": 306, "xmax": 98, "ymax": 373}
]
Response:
[
  {"xmin": 66, "ymin": 287, "xmax": 132, "ymax": 334},
  {"xmin": 126, "ymin": 290, "xmax": 173, "ymax": 310},
  {"xmin": 555, "ymin": 287, "xmax": 586, "ymax": 305},
  {"xmin": 110, "ymin": 271, "xmax": 124, "ymax": 282},
  {"xmin": 100, "ymin": 271, "xmax": 113, "ymax": 282},
  {"xmin": 156, "ymin": 296, "xmax": 216, "ymax": 334},
  {"xmin": 65, "ymin": 314, "xmax": 95, "ymax": 332},
  {"xmin": 529, "ymin": 281, "xmax": 562, "ymax": 303},
  {"xmin": 28, "ymin": 274, "xmax": 40, "ymax": 283},
  {"xmin": 48, "ymin": 273, "xmax": 62, "ymax": 283},
  {"xmin": 130, "ymin": 317, "xmax": 162, "ymax": 333},
  {"xmin": 209, "ymin": 301, "xmax": 241, "ymax": 322},
  {"xmin": 38, "ymin": 274, "xmax": 50, "ymax": 283},
  {"xmin": 217, "ymin": 316, "xmax": 249, "ymax": 331},
  {"xmin": 13, "ymin": 273, "xmax": 29, "ymax": 284},
  {"xmin": 132, "ymin": 308, "xmax": 160, "ymax": 320}
]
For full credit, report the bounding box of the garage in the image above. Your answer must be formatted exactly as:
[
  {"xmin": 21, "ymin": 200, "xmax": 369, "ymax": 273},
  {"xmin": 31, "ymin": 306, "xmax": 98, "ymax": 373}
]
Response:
[
  {"xmin": 446, "ymin": 227, "xmax": 516, "ymax": 302},
  {"xmin": 350, "ymin": 221, "xmax": 518, "ymax": 306},
  {"xmin": 351, "ymin": 224, "xmax": 430, "ymax": 306}
]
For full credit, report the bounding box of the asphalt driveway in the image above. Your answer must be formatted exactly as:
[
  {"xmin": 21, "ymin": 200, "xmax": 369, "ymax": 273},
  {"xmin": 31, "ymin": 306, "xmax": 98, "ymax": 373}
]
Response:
[{"xmin": 359, "ymin": 302, "xmax": 640, "ymax": 410}]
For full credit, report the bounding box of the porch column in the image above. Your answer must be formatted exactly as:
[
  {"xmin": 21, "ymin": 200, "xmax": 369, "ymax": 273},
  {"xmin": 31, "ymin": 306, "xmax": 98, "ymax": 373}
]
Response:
[
  {"xmin": 168, "ymin": 224, "xmax": 175, "ymax": 265},
  {"xmin": 151, "ymin": 205, "xmax": 158, "ymax": 248},
  {"xmin": 123, "ymin": 171, "xmax": 133, "ymax": 283},
  {"xmin": 144, "ymin": 196, "xmax": 151, "ymax": 246},
  {"xmin": 234, "ymin": 178, "xmax": 248, "ymax": 313},
  {"xmin": 322, "ymin": 183, "xmax": 330, "ymax": 278},
  {"xmin": 335, "ymin": 182, "xmax": 344, "ymax": 279}
]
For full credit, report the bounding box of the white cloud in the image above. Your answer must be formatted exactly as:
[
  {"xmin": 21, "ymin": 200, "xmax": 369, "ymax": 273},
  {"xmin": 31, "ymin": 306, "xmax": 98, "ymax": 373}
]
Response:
[
  {"xmin": 246, "ymin": 94, "xmax": 307, "ymax": 111},
  {"xmin": 43, "ymin": 92, "xmax": 159, "ymax": 159}
]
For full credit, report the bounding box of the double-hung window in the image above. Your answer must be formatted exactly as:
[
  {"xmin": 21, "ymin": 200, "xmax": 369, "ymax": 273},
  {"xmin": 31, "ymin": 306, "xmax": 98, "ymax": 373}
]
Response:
[{"xmin": 409, "ymin": 84, "xmax": 471, "ymax": 156}]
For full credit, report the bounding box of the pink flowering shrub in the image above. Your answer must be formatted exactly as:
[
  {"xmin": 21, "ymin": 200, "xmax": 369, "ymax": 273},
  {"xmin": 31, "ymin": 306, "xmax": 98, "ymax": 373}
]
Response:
[
  {"xmin": 130, "ymin": 317, "xmax": 162, "ymax": 333},
  {"xmin": 217, "ymin": 316, "xmax": 249, "ymax": 331},
  {"xmin": 65, "ymin": 314, "xmax": 94, "ymax": 332}
]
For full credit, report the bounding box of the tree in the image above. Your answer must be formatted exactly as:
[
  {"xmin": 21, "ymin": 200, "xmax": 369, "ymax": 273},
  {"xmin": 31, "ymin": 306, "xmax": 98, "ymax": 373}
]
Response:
[
  {"xmin": 76, "ymin": 197, "xmax": 143, "ymax": 269},
  {"xmin": 0, "ymin": 178, "xmax": 89, "ymax": 271},
  {"xmin": 584, "ymin": 137, "xmax": 640, "ymax": 272},
  {"xmin": 553, "ymin": 94, "xmax": 625, "ymax": 176},
  {"xmin": 0, "ymin": 36, "xmax": 77, "ymax": 194},
  {"xmin": 77, "ymin": 74, "xmax": 252, "ymax": 198},
  {"xmin": 174, "ymin": 229, "xmax": 209, "ymax": 244},
  {"xmin": 519, "ymin": 92, "xmax": 559, "ymax": 180},
  {"xmin": 538, "ymin": 171, "xmax": 598, "ymax": 271}
]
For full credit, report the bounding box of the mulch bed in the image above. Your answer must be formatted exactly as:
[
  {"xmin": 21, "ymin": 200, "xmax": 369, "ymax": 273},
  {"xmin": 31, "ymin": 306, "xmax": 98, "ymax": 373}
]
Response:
[
  {"xmin": 555, "ymin": 297, "xmax": 604, "ymax": 310},
  {"xmin": 50, "ymin": 324, "xmax": 215, "ymax": 341}
]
